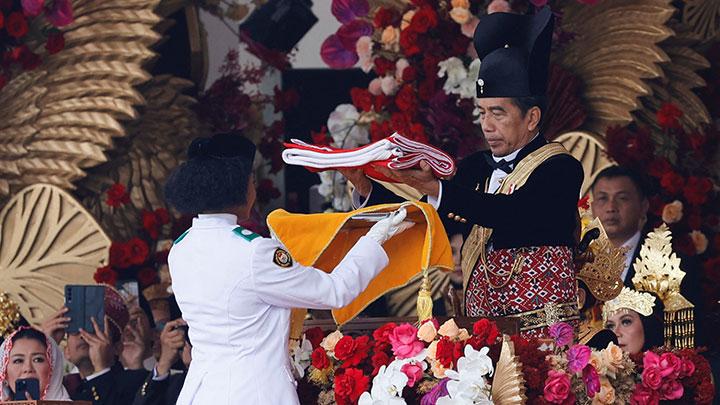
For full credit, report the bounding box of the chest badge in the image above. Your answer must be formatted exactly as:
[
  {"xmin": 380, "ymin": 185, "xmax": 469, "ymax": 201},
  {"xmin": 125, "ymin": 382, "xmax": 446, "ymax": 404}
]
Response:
[{"xmin": 273, "ymin": 248, "xmax": 293, "ymax": 268}]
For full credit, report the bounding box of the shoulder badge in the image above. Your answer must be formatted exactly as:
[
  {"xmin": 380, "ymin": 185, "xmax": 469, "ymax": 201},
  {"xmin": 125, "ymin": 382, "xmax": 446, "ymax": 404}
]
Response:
[
  {"xmin": 232, "ymin": 226, "xmax": 260, "ymax": 242},
  {"xmin": 273, "ymin": 248, "xmax": 293, "ymax": 268},
  {"xmin": 174, "ymin": 229, "xmax": 190, "ymax": 245}
]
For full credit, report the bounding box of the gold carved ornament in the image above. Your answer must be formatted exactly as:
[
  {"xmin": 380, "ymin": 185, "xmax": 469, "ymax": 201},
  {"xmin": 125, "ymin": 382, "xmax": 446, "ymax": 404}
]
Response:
[
  {"xmin": 490, "ymin": 335, "xmax": 527, "ymax": 405},
  {"xmin": 682, "ymin": 0, "xmax": 720, "ymax": 43},
  {"xmin": 577, "ymin": 218, "xmax": 626, "ymax": 302},
  {"xmin": 0, "ymin": 0, "xmax": 162, "ymax": 201},
  {"xmin": 0, "ymin": 184, "xmax": 110, "ymax": 327},
  {"xmin": 631, "ymin": 224, "xmax": 695, "ymax": 348}
]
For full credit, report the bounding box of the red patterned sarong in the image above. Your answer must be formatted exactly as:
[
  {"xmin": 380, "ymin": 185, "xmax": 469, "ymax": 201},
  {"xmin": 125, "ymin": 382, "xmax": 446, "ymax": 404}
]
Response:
[{"xmin": 465, "ymin": 245, "xmax": 578, "ymax": 338}]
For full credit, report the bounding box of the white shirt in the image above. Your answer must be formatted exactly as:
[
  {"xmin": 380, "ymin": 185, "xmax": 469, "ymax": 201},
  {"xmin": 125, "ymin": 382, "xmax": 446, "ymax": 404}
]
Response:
[
  {"xmin": 621, "ymin": 231, "xmax": 642, "ymax": 282},
  {"xmin": 487, "ymin": 147, "xmax": 522, "ymax": 194},
  {"xmin": 169, "ymin": 214, "xmax": 389, "ymax": 405}
]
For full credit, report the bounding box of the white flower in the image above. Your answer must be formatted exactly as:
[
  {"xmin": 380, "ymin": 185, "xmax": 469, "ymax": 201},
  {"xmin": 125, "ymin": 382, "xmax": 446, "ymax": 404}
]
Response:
[
  {"xmin": 438, "ymin": 57, "xmax": 481, "ymax": 100},
  {"xmin": 381, "ymin": 75, "xmax": 399, "ymax": 96},
  {"xmin": 387, "ymin": 349, "xmax": 428, "ymax": 371},
  {"xmin": 289, "ymin": 336, "xmax": 313, "ymax": 378},
  {"xmin": 327, "ymin": 104, "xmax": 368, "ymax": 148},
  {"xmin": 440, "ymin": 346, "xmax": 493, "ymax": 404},
  {"xmin": 458, "ymin": 59, "xmax": 481, "ymax": 99},
  {"xmin": 358, "ymin": 365, "xmax": 409, "ymax": 405}
]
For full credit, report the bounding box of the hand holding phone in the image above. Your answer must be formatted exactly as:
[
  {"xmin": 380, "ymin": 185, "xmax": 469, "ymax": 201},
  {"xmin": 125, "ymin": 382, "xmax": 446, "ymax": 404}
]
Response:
[
  {"xmin": 14, "ymin": 378, "xmax": 40, "ymax": 400},
  {"xmin": 65, "ymin": 285, "xmax": 105, "ymax": 334}
]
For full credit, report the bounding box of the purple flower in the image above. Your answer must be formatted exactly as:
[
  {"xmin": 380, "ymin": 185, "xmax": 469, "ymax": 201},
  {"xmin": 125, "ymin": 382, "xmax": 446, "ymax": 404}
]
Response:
[
  {"xmin": 321, "ymin": 34, "xmax": 358, "ymax": 68},
  {"xmin": 336, "ymin": 19, "xmax": 373, "ymax": 51},
  {"xmin": 548, "ymin": 322, "xmax": 574, "ymax": 347},
  {"xmin": 21, "ymin": 0, "xmax": 43, "ymax": 17},
  {"xmin": 567, "ymin": 344, "xmax": 591, "ymax": 373},
  {"xmin": 421, "ymin": 378, "xmax": 449, "ymax": 405},
  {"xmin": 46, "ymin": 0, "xmax": 73, "ymax": 27},
  {"xmin": 582, "ymin": 364, "xmax": 600, "ymax": 397},
  {"xmin": 331, "ymin": 0, "xmax": 369, "ymax": 24}
]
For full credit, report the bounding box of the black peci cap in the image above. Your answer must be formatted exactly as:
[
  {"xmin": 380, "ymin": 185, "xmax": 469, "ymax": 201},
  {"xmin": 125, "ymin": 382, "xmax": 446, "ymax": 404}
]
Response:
[
  {"xmin": 473, "ymin": 7, "xmax": 554, "ymax": 98},
  {"xmin": 187, "ymin": 132, "xmax": 256, "ymax": 168}
]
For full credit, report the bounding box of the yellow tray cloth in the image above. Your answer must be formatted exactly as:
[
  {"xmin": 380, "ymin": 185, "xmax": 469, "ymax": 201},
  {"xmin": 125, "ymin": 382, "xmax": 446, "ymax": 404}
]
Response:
[{"xmin": 266, "ymin": 202, "xmax": 453, "ymax": 334}]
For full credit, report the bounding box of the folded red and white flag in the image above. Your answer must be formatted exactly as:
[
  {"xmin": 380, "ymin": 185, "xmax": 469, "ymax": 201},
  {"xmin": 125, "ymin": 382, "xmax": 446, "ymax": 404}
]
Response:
[{"xmin": 282, "ymin": 133, "xmax": 456, "ymax": 183}]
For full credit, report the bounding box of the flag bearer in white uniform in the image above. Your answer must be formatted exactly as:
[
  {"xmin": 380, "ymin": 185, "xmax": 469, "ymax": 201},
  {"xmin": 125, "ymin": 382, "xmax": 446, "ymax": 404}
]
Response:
[{"xmin": 163, "ymin": 132, "xmax": 412, "ymax": 405}]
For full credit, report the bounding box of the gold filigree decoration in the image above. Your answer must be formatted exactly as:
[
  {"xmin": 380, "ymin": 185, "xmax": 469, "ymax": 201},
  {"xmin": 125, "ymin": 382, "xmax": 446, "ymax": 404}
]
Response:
[
  {"xmin": 0, "ymin": 293, "xmax": 21, "ymax": 337},
  {"xmin": 0, "ymin": 184, "xmax": 110, "ymax": 327},
  {"xmin": 490, "ymin": 335, "xmax": 526, "ymax": 405},
  {"xmin": 602, "ymin": 287, "xmax": 657, "ymax": 321},
  {"xmin": 77, "ymin": 75, "xmax": 207, "ymax": 240},
  {"xmin": 631, "ymin": 223, "xmax": 695, "ymax": 348},
  {"xmin": 578, "ymin": 218, "xmax": 626, "ymax": 301},
  {"xmin": 555, "ymin": 131, "xmax": 614, "ymax": 196},
  {"xmin": 683, "ymin": 0, "xmax": 720, "ymax": 42},
  {"xmin": 0, "ymin": 0, "xmax": 162, "ymax": 200},
  {"xmin": 556, "ymin": 0, "xmax": 674, "ymax": 134}
]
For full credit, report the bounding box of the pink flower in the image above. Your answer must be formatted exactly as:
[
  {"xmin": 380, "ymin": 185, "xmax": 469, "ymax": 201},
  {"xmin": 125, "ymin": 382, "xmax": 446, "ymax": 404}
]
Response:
[
  {"xmin": 631, "ymin": 384, "xmax": 660, "ymax": 405},
  {"xmin": 544, "ymin": 370, "xmax": 573, "ymax": 403},
  {"xmin": 401, "ymin": 362, "xmax": 423, "ymax": 387},
  {"xmin": 331, "ymin": 0, "xmax": 369, "ymax": 24},
  {"xmin": 567, "ymin": 345, "xmax": 591, "ymax": 373},
  {"xmin": 368, "ymin": 78, "xmax": 382, "ymax": 95},
  {"xmin": 582, "ymin": 365, "xmax": 600, "ymax": 397},
  {"xmin": 461, "ymin": 16, "xmax": 479, "ymax": 38},
  {"xmin": 388, "ymin": 324, "xmax": 425, "ymax": 359},
  {"xmin": 21, "ymin": 0, "xmax": 43, "ymax": 17},
  {"xmin": 46, "ymin": 0, "xmax": 73, "ymax": 27},
  {"xmin": 659, "ymin": 380, "xmax": 684, "ymax": 400},
  {"xmin": 321, "ymin": 34, "xmax": 358, "ymax": 68},
  {"xmin": 642, "ymin": 366, "xmax": 664, "ymax": 390},
  {"xmin": 548, "ymin": 322, "xmax": 574, "ymax": 347},
  {"xmin": 658, "ymin": 352, "xmax": 682, "ymax": 379},
  {"xmin": 680, "ymin": 358, "xmax": 695, "ymax": 378}
]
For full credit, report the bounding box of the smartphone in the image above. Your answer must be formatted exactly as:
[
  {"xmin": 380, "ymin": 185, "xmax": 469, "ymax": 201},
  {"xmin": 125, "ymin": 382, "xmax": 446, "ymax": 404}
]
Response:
[
  {"xmin": 117, "ymin": 280, "xmax": 140, "ymax": 309},
  {"xmin": 14, "ymin": 378, "xmax": 40, "ymax": 400},
  {"xmin": 65, "ymin": 285, "xmax": 105, "ymax": 334}
]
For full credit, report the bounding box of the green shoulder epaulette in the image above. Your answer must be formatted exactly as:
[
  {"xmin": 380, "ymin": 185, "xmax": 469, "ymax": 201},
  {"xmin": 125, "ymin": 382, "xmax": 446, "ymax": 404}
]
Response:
[
  {"xmin": 232, "ymin": 226, "xmax": 260, "ymax": 242},
  {"xmin": 174, "ymin": 229, "xmax": 190, "ymax": 244}
]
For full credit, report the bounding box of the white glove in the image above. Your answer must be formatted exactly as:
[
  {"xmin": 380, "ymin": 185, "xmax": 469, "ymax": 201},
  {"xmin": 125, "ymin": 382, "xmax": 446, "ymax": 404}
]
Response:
[{"xmin": 366, "ymin": 207, "xmax": 415, "ymax": 245}]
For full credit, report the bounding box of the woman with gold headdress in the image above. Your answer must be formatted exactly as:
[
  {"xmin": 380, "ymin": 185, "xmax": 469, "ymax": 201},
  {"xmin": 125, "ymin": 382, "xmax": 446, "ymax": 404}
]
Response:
[{"xmin": 603, "ymin": 287, "xmax": 664, "ymax": 355}]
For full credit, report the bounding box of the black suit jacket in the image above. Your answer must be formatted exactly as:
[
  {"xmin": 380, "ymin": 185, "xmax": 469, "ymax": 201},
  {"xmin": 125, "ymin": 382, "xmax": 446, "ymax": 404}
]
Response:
[
  {"xmin": 132, "ymin": 372, "xmax": 186, "ymax": 405},
  {"xmin": 66, "ymin": 363, "xmax": 149, "ymax": 405},
  {"xmin": 367, "ymin": 135, "xmax": 584, "ymax": 248}
]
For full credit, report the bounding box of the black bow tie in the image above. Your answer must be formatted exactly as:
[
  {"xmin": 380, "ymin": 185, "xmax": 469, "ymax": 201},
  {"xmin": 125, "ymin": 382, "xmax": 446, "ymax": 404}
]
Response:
[{"xmin": 484, "ymin": 154, "xmax": 515, "ymax": 174}]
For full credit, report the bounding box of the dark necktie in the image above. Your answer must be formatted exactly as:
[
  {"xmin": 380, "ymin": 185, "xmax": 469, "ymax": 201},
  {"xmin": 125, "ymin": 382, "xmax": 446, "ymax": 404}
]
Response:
[{"xmin": 483, "ymin": 154, "xmax": 515, "ymax": 174}]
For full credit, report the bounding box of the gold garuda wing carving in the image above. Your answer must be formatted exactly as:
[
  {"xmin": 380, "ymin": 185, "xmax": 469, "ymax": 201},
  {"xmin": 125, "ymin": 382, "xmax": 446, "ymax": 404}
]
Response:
[
  {"xmin": 0, "ymin": 0, "xmax": 162, "ymax": 201},
  {"xmin": 0, "ymin": 184, "xmax": 110, "ymax": 327}
]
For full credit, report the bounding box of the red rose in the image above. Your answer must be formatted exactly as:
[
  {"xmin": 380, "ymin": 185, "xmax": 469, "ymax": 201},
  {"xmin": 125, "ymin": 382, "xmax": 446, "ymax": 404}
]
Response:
[
  {"xmin": 374, "ymin": 57, "xmax": 395, "ymax": 76},
  {"xmin": 660, "ymin": 171, "xmax": 684, "ymax": 195},
  {"xmin": 402, "ymin": 65, "xmax": 417, "ymax": 82},
  {"xmin": 409, "ymin": 7, "xmax": 438, "ymax": 33},
  {"xmin": 472, "ymin": 319, "xmax": 500, "ymax": 345},
  {"xmin": 372, "ymin": 322, "xmax": 397, "ymax": 345},
  {"xmin": 350, "ymin": 87, "xmax": 374, "ymax": 111},
  {"xmin": 642, "ymin": 366, "xmax": 664, "ymax": 390},
  {"xmin": 436, "ymin": 336, "xmax": 455, "ymax": 368},
  {"xmin": 373, "ymin": 94, "xmax": 390, "ymax": 111},
  {"xmin": 105, "ymin": 183, "xmax": 130, "ymax": 207},
  {"xmin": 6, "ymin": 12, "xmax": 28, "ymax": 39},
  {"xmin": 94, "ymin": 265, "xmax": 118, "ymax": 286},
  {"xmin": 683, "ymin": 176, "xmax": 713, "ymax": 206},
  {"xmin": 399, "ymin": 29, "xmax": 420, "ymax": 56},
  {"xmin": 109, "ymin": 242, "xmax": 133, "ymax": 269},
  {"xmin": 334, "ymin": 335, "xmax": 370, "ymax": 367},
  {"xmin": 408, "ymin": 123, "xmax": 428, "ymax": 143},
  {"xmin": 395, "ymin": 84, "xmax": 418, "ymax": 114},
  {"xmin": 370, "ymin": 120, "xmax": 392, "ymax": 143},
  {"xmin": 544, "ymin": 370, "xmax": 574, "ymax": 404},
  {"xmin": 333, "ymin": 368, "xmax": 369, "ymax": 405},
  {"xmin": 373, "ymin": 7, "xmax": 396, "ymax": 28},
  {"xmin": 631, "ymin": 383, "xmax": 660, "ymax": 405},
  {"xmin": 45, "ymin": 31, "xmax": 65, "ymax": 54},
  {"xmin": 142, "ymin": 210, "xmax": 161, "ymax": 240},
  {"xmin": 311, "ymin": 126, "xmax": 331, "ymax": 146},
  {"xmin": 656, "ymin": 102, "xmax": 683, "ymax": 129},
  {"xmin": 273, "ymin": 87, "xmax": 300, "ymax": 112},
  {"xmin": 311, "ymin": 347, "xmax": 330, "ymax": 370},
  {"xmin": 137, "ymin": 267, "xmax": 157, "ymax": 287},
  {"xmin": 371, "ymin": 351, "xmax": 390, "ymax": 376},
  {"xmin": 390, "ymin": 112, "xmax": 411, "ymax": 134},
  {"xmin": 126, "ymin": 237, "xmax": 149, "ymax": 265},
  {"xmin": 304, "ymin": 327, "xmax": 324, "ymax": 349}
]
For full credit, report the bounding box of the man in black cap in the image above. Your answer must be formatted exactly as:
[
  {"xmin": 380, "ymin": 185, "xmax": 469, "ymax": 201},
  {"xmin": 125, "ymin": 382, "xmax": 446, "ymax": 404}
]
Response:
[{"xmin": 343, "ymin": 7, "xmax": 584, "ymax": 337}]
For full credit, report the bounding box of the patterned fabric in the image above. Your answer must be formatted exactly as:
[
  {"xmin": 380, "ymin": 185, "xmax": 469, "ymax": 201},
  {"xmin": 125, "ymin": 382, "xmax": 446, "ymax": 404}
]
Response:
[{"xmin": 465, "ymin": 245, "xmax": 577, "ymax": 338}]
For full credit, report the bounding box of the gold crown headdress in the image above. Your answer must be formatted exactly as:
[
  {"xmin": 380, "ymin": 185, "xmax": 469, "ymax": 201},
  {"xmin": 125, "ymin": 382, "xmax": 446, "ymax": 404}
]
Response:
[
  {"xmin": 631, "ymin": 224, "xmax": 694, "ymax": 348},
  {"xmin": 577, "ymin": 218, "xmax": 626, "ymax": 301},
  {"xmin": 602, "ymin": 287, "xmax": 656, "ymax": 322}
]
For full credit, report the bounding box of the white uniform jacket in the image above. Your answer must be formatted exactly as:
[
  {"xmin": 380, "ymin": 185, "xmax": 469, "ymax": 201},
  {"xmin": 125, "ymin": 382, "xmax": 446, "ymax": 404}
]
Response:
[{"xmin": 169, "ymin": 214, "xmax": 389, "ymax": 405}]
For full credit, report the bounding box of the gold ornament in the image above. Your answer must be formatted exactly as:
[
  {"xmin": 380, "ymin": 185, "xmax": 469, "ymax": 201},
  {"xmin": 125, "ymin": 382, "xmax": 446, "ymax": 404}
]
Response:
[
  {"xmin": 632, "ymin": 224, "xmax": 695, "ymax": 348},
  {"xmin": 554, "ymin": 131, "xmax": 614, "ymax": 196},
  {"xmin": 602, "ymin": 287, "xmax": 657, "ymax": 322},
  {"xmin": 0, "ymin": 184, "xmax": 110, "ymax": 327},
  {"xmin": 0, "ymin": 0, "xmax": 162, "ymax": 201},
  {"xmin": 0, "ymin": 293, "xmax": 21, "ymax": 337},
  {"xmin": 683, "ymin": 0, "xmax": 720, "ymax": 42},
  {"xmin": 577, "ymin": 218, "xmax": 626, "ymax": 301},
  {"xmin": 490, "ymin": 335, "xmax": 526, "ymax": 404}
]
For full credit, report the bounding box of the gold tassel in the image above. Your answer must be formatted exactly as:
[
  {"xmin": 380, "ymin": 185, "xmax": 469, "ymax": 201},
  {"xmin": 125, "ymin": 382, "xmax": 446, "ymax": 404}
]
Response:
[{"xmin": 416, "ymin": 271, "xmax": 433, "ymax": 323}]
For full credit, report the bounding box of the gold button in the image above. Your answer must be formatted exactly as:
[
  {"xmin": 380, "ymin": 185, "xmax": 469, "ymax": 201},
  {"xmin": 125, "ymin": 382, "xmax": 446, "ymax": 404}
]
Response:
[
  {"xmin": 460, "ymin": 218, "xmax": 467, "ymax": 223},
  {"xmin": 447, "ymin": 213, "xmax": 455, "ymax": 219},
  {"xmin": 454, "ymin": 216, "xmax": 461, "ymax": 222}
]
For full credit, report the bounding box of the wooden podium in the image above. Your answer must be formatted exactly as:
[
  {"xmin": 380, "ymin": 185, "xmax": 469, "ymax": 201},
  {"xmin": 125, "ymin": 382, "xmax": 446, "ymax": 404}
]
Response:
[{"xmin": 5, "ymin": 401, "xmax": 92, "ymax": 405}]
